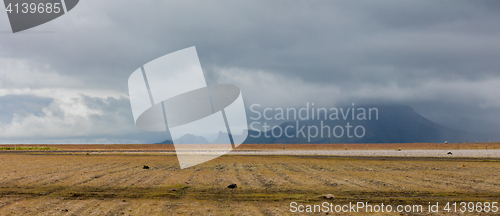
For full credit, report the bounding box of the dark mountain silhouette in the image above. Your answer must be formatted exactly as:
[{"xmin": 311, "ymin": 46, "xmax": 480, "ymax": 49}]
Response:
[
  {"xmin": 155, "ymin": 139, "xmax": 173, "ymax": 144},
  {"xmin": 243, "ymin": 105, "xmax": 500, "ymax": 144},
  {"xmin": 156, "ymin": 105, "xmax": 500, "ymax": 144}
]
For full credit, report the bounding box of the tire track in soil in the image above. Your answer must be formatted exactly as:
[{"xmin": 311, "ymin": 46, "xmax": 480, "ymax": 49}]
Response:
[
  {"xmin": 278, "ymin": 163, "xmax": 303, "ymax": 172},
  {"xmin": 402, "ymin": 175, "xmax": 441, "ymax": 191},
  {"xmin": 0, "ymin": 198, "xmax": 22, "ymax": 211},
  {"xmin": 356, "ymin": 176, "xmax": 399, "ymax": 191},
  {"xmin": 308, "ymin": 170, "xmax": 345, "ymax": 188},
  {"xmin": 289, "ymin": 162, "xmax": 351, "ymax": 188},
  {"xmin": 78, "ymin": 200, "xmax": 102, "ymax": 215},
  {"xmin": 36, "ymin": 175, "xmax": 74, "ymax": 187},
  {"xmin": 245, "ymin": 164, "xmax": 276, "ymax": 188},
  {"xmin": 294, "ymin": 162, "xmax": 369, "ymax": 189},
  {"xmin": 142, "ymin": 163, "xmax": 180, "ymax": 186},
  {"xmin": 72, "ymin": 163, "xmax": 133, "ymax": 187},
  {"xmin": 283, "ymin": 162, "xmax": 330, "ymax": 187},
  {"xmin": 279, "ymin": 162, "xmax": 344, "ymax": 187},
  {"xmin": 27, "ymin": 163, "xmax": 100, "ymax": 187},
  {"xmin": 33, "ymin": 198, "xmax": 64, "ymax": 215},
  {"xmin": 421, "ymin": 172, "xmax": 486, "ymax": 193},
  {"xmin": 370, "ymin": 163, "xmax": 474, "ymax": 192},
  {"xmin": 262, "ymin": 163, "xmax": 302, "ymax": 186},
  {"xmin": 240, "ymin": 163, "xmax": 267, "ymax": 188},
  {"xmin": 159, "ymin": 163, "xmax": 180, "ymax": 171},
  {"xmin": 64, "ymin": 200, "xmax": 95, "ymax": 216},
  {"xmin": 107, "ymin": 167, "xmax": 149, "ymax": 187},
  {"xmin": 144, "ymin": 171, "xmax": 174, "ymax": 186},
  {"xmin": 1, "ymin": 162, "xmax": 71, "ymax": 185},
  {"xmin": 161, "ymin": 202, "xmax": 181, "ymax": 214},
  {"xmin": 258, "ymin": 206, "xmax": 278, "ymax": 216},
  {"xmin": 108, "ymin": 201, "xmax": 128, "ymax": 216},
  {"xmin": 233, "ymin": 163, "xmax": 249, "ymax": 186},
  {"xmin": 5, "ymin": 163, "xmax": 131, "ymax": 197}
]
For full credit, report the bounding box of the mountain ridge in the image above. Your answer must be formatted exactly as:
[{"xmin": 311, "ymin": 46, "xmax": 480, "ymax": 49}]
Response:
[{"xmin": 156, "ymin": 105, "xmax": 500, "ymax": 144}]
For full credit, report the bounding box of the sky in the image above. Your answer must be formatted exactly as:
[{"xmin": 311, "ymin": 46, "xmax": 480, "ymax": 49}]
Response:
[{"xmin": 0, "ymin": 0, "xmax": 499, "ymax": 143}]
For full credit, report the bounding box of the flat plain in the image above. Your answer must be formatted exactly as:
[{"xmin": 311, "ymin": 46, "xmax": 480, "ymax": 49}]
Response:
[{"xmin": 0, "ymin": 143, "xmax": 499, "ymax": 215}]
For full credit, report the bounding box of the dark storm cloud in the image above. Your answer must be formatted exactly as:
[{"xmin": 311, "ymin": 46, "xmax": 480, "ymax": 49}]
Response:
[
  {"xmin": 0, "ymin": 0, "xmax": 499, "ymax": 141},
  {"xmin": 3, "ymin": 0, "xmax": 498, "ymax": 87}
]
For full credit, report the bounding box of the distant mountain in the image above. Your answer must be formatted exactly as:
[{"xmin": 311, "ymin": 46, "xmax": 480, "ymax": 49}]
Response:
[
  {"xmin": 211, "ymin": 131, "xmax": 231, "ymax": 144},
  {"xmin": 243, "ymin": 105, "xmax": 500, "ymax": 144},
  {"xmin": 156, "ymin": 105, "xmax": 500, "ymax": 144},
  {"xmin": 157, "ymin": 130, "xmax": 249, "ymax": 145},
  {"xmin": 155, "ymin": 139, "xmax": 173, "ymax": 144},
  {"xmin": 210, "ymin": 131, "xmax": 249, "ymax": 144},
  {"xmin": 173, "ymin": 134, "xmax": 209, "ymax": 144}
]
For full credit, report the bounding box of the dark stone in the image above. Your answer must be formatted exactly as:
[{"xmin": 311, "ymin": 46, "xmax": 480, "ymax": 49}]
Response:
[
  {"xmin": 143, "ymin": 165, "xmax": 150, "ymax": 169},
  {"xmin": 227, "ymin": 184, "xmax": 237, "ymax": 189}
]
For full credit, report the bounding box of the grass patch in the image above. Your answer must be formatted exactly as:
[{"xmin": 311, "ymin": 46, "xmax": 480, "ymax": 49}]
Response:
[{"xmin": 0, "ymin": 146, "xmax": 59, "ymax": 151}]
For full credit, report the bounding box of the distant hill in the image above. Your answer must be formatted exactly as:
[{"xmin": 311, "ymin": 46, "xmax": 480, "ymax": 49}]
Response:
[
  {"xmin": 155, "ymin": 139, "xmax": 173, "ymax": 144},
  {"xmin": 243, "ymin": 105, "xmax": 500, "ymax": 144},
  {"xmin": 156, "ymin": 105, "xmax": 500, "ymax": 144},
  {"xmin": 173, "ymin": 134, "xmax": 209, "ymax": 144},
  {"xmin": 157, "ymin": 131, "xmax": 244, "ymax": 144}
]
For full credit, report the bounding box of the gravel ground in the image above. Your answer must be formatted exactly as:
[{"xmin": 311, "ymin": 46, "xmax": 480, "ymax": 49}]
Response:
[
  {"xmin": 5, "ymin": 149, "xmax": 499, "ymax": 158},
  {"xmin": 229, "ymin": 149, "xmax": 500, "ymax": 158}
]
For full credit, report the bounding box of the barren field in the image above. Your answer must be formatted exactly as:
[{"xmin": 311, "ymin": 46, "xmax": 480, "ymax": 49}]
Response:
[{"xmin": 0, "ymin": 149, "xmax": 499, "ymax": 215}]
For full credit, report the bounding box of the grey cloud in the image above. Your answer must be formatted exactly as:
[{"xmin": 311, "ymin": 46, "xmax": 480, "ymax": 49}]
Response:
[
  {"xmin": 0, "ymin": 0, "xmax": 499, "ymax": 142},
  {"xmin": 2, "ymin": 0, "xmax": 499, "ymax": 85},
  {"xmin": 0, "ymin": 94, "xmax": 52, "ymax": 124},
  {"xmin": 0, "ymin": 94, "xmax": 169, "ymax": 143}
]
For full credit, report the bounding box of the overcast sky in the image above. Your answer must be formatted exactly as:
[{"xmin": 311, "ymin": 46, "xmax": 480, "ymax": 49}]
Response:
[{"xmin": 1, "ymin": 0, "xmax": 500, "ymax": 143}]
